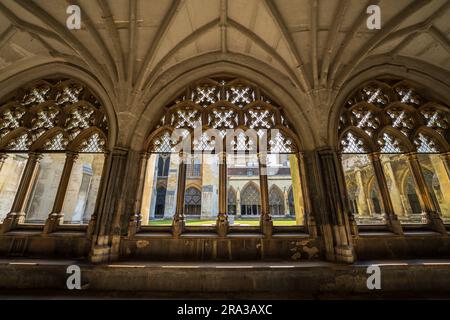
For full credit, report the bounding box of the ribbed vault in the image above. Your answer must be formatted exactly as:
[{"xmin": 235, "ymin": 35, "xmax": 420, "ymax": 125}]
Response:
[{"xmin": 0, "ymin": 0, "xmax": 449, "ymax": 149}]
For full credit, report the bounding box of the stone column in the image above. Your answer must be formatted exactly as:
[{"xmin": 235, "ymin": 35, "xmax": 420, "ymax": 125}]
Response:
[
  {"xmin": 1, "ymin": 152, "xmax": 42, "ymax": 233},
  {"xmin": 258, "ymin": 152, "xmax": 272, "ymax": 237},
  {"xmin": 297, "ymin": 153, "xmax": 317, "ymax": 237},
  {"xmin": 216, "ymin": 152, "xmax": 228, "ymax": 237},
  {"xmin": 283, "ymin": 189, "xmax": 290, "ymax": 216},
  {"xmin": 368, "ymin": 152, "xmax": 403, "ymax": 234},
  {"xmin": 43, "ymin": 152, "xmax": 79, "ymax": 234},
  {"xmin": 87, "ymin": 151, "xmax": 110, "ymax": 238},
  {"xmin": 172, "ymin": 152, "xmax": 187, "ymax": 237},
  {"xmin": 379, "ymin": 157, "xmax": 405, "ymax": 216},
  {"xmin": 128, "ymin": 152, "xmax": 149, "ymax": 237},
  {"xmin": 406, "ymin": 152, "xmax": 446, "ymax": 234},
  {"xmin": 318, "ymin": 149, "xmax": 355, "ymax": 263},
  {"xmin": 236, "ymin": 188, "xmax": 241, "ymax": 216},
  {"xmin": 336, "ymin": 153, "xmax": 358, "ymax": 236}
]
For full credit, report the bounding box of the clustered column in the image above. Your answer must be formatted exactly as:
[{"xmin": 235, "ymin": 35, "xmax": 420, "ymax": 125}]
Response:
[{"xmin": 128, "ymin": 152, "xmax": 150, "ymax": 237}]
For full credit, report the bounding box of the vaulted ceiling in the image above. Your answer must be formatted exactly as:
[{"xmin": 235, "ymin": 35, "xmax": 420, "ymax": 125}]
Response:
[{"xmin": 0, "ymin": 0, "xmax": 449, "ymax": 147}]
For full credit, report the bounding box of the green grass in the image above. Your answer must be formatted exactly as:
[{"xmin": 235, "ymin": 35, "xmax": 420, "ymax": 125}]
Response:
[{"xmin": 147, "ymin": 218, "xmax": 299, "ymax": 226}]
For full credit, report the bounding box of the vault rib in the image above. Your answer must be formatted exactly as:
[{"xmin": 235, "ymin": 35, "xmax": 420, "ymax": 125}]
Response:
[
  {"xmin": 134, "ymin": 0, "xmax": 183, "ymax": 90},
  {"xmin": 263, "ymin": 0, "xmax": 311, "ymax": 92}
]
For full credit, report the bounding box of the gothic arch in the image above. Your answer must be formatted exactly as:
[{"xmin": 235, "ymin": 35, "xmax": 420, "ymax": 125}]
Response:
[
  {"xmin": 241, "ymin": 182, "xmax": 261, "ymax": 205},
  {"xmin": 336, "ymin": 77, "xmax": 450, "ymax": 154},
  {"xmin": 329, "ymin": 69, "xmax": 450, "ymax": 148},
  {"xmin": 128, "ymin": 55, "xmax": 316, "ymax": 151},
  {"xmin": 0, "ymin": 63, "xmax": 118, "ymax": 150},
  {"xmin": 184, "ymin": 186, "xmax": 202, "ymax": 216},
  {"xmin": 269, "ymin": 185, "xmax": 285, "ymax": 216}
]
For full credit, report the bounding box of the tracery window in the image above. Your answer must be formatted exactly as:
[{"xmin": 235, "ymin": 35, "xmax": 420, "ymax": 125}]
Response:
[
  {"xmin": 240, "ymin": 182, "xmax": 261, "ymax": 216},
  {"xmin": 339, "ymin": 79, "xmax": 450, "ymax": 227},
  {"xmin": 184, "ymin": 187, "xmax": 202, "ymax": 216},
  {"xmin": 0, "ymin": 79, "xmax": 108, "ymax": 227},
  {"xmin": 141, "ymin": 76, "xmax": 305, "ymax": 230},
  {"xmin": 269, "ymin": 186, "xmax": 284, "ymax": 216}
]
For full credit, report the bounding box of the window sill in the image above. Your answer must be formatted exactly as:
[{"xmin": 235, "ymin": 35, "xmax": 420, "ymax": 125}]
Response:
[{"xmin": 271, "ymin": 233, "xmax": 309, "ymax": 238}]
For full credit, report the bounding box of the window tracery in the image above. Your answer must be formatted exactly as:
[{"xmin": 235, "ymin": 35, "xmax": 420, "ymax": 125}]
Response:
[
  {"xmin": 0, "ymin": 78, "xmax": 109, "ymax": 228},
  {"xmin": 143, "ymin": 76, "xmax": 304, "ymax": 229},
  {"xmin": 339, "ymin": 78, "xmax": 450, "ymax": 227},
  {"xmin": 147, "ymin": 77, "xmax": 298, "ymax": 154},
  {"xmin": 339, "ymin": 79, "xmax": 449, "ymax": 154},
  {"xmin": 0, "ymin": 79, "xmax": 108, "ymax": 153}
]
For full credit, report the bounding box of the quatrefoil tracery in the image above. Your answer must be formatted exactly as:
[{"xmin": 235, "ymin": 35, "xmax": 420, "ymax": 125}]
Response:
[
  {"xmin": 149, "ymin": 77, "xmax": 299, "ymax": 153},
  {"xmin": 340, "ymin": 79, "xmax": 449, "ymax": 154},
  {"xmin": 0, "ymin": 79, "xmax": 108, "ymax": 153}
]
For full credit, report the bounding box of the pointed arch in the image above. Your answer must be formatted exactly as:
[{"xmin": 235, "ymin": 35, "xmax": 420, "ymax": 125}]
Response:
[{"xmin": 269, "ymin": 184, "xmax": 285, "ymax": 216}]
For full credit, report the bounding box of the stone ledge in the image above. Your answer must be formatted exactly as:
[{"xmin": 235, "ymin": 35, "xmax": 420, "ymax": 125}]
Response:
[{"xmin": 0, "ymin": 259, "xmax": 450, "ymax": 297}]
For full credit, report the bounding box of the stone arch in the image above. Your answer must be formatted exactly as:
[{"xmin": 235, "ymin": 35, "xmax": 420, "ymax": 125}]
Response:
[
  {"xmin": 0, "ymin": 63, "xmax": 118, "ymax": 150},
  {"xmin": 128, "ymin": 53, "xmax": 316, "ymax": 151},
  {"xmin": 184, "ymin": 186, "xmax": 202, "ymax": 216},
  {"xmin": 269, "ymin": 185, "xmax": 285, "ymax": 216},
  {"xmin": 328, "ymin": 65, "xmax": 450, "ymax": 148},
  {"xmin": 240, "ymin": 181, "xmax": 261, "ymax": 216}
]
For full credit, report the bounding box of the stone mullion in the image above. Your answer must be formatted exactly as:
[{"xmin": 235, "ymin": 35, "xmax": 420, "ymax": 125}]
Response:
[
  {"xmin": 406, "ymin": 152, "xmax": 446, "ymax": 234},
  {"xmin": 258, "ymin": 152, "xmax": 272, "ymax": 237},
  {"xmin": 336, "ymin": 153, "xmax": 358, "ymax": 236},
  {"xmin": 87, "ymin": 151, "xmax": 110, "ymax": 237},
  {"xmin": 1, "ymin": 152, "xmax": 42, "ymax": 233},
  {"xmin": 368, "ymin": 152, "xmax": 403, "ymax": 235},
  {"xmin": 128, "ymin": 152, "xmax": 150, "ymax": 237},
  {"xmin": 297, "ymin": 152, "xmax": 317, "ymax": 237},
  {"xmin": 216, "ymin": 152, "xmax": 228, "ymax": 237},
  {"xmin": 43, "ymin": 152, "xmax": 79, "ymax": 234},
  {"xmin": 172, "ymin": 152, "xmax": 187, "ymax": 237}
]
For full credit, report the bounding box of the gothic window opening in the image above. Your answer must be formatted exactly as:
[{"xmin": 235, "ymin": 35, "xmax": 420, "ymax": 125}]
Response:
[
  {"xmin": 339, "ymin": 79, "xmax": 450, "ymax": 227},
  {"xmin": 0, "ymin": 79, "xmax": 109, "ymax": 228},
  {"xmin": 269, "ymin": 186, "xmax": 284, "ymax": 216},
  {"xmin": 240, "ymin": 182, "xmax": 261, "ymax": 216},
  {"xmin": 184, "ymin": 187, "xmax": 201, "ymax": 216},
  {"xmin": 405, "ymin": 175, "xmax": 422, "ymax": 216},
  {"xmin": 143, "ymin": 76, "xmax": 305, "ymax": 229},
  {"xmin": 157, "ymin": 155, "xmax": 170, "ymax": 177},
  {"xmin": 370, "ymin": 183, "xmax": 382, "ymax": 215},
  {"xmin": 141, "ymin": 153, "xmax": 180, "ymax": 226}
]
